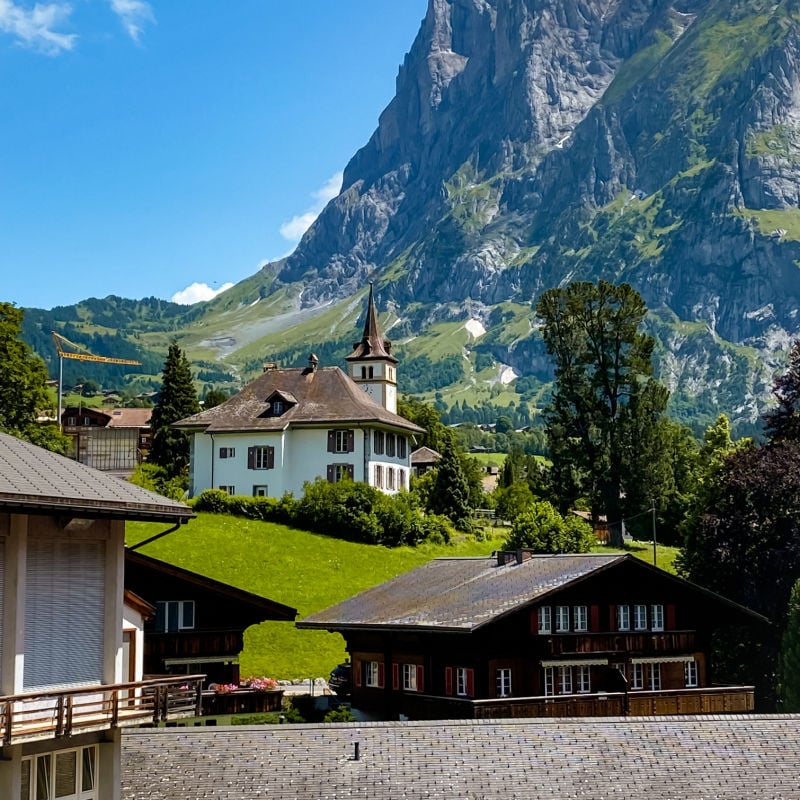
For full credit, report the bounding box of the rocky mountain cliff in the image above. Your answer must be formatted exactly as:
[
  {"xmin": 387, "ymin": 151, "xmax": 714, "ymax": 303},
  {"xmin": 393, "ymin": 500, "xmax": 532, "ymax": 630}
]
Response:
[{"xmin": 23, "ymin": 0, "xmax": 800, "ymax": 434}]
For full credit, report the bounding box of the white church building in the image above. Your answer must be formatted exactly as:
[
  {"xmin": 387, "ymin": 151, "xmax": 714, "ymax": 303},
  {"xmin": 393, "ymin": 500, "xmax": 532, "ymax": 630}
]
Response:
[{"xmin": 175, "ymin": 286, "xmax": 424, "ymax": 499}]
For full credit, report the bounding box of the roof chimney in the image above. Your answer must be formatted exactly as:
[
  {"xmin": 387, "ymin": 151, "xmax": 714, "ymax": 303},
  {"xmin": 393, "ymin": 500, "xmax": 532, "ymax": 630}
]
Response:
[
  {"xmin": 308, "ymin": 353, "xmax": 319, "ymax": 372},
  {"xmin": 262, "ymin": 361, "xmax": 277, "ymax": 372}
]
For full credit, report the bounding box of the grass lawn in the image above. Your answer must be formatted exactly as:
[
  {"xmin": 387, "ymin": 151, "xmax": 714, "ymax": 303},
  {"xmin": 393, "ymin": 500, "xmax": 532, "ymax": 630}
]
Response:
[{"xmin": 126, "ymin": 516, "xmax": 680, "ymax": 681}]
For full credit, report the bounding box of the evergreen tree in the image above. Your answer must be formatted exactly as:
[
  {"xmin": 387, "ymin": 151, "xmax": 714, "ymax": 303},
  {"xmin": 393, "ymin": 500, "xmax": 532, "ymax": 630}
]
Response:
[
  {"xmin": 148, "ymin": 342, "xmax": 200, "ymax": 476},
  {"xmin": 778, "ymin": 578, "xmax": 800, "ymax": 712},
  {"xmin": 429, "ymin": 436, "xmax": 473, "ymax": 530},
  {"xmin": 765, "ymin": 340, "xmax": 800, "ymax": 443}
]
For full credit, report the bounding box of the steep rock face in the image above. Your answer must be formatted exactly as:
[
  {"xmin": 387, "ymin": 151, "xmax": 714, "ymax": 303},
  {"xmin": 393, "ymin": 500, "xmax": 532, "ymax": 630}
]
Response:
[{"xmin": 268, "ymin": 0, "xmax": 800, "ymax": 425}]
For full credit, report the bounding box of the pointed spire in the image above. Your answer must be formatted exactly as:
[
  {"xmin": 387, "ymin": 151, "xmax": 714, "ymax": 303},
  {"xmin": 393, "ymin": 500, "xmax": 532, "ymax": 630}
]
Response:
[{"xmin": 346, "ymin": 283, "xmax": 398, "ymax": 363}]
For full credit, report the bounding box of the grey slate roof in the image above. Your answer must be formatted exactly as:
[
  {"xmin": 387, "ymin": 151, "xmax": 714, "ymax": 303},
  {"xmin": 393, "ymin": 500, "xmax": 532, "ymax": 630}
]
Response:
[
  {"xmin": 121, "ymin": 714, "xmax": 800, "ymax": 799},
  {"xmin": 0, "ymin": 432, "xmax": 193, "ymax": 522},
  {"xmin": 298, "ymin": 554, "xmax": 625, "ymax": 632},
  {"xmin": 173, "ymin": 366, "xmax": 422, "ymax": 435}
]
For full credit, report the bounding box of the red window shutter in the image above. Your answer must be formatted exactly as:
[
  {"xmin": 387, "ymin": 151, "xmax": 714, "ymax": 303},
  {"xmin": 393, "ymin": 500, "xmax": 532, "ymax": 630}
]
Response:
[
  {"xmin": 347, "ymin": 430, "xmax": 355, "ymax": 452},
  {"xmin": 353, "ymin": 660, "xmax": 362, "ymax": 688},
  {"xmin": 392, "ymin": 663, "xmax": 399, "ymax": 691},
  {"xmin": 590, "ymin": 605, "xmax": 600, "ymax": 632},
  {"xmin": 530, "ymin": 610, "xmax": 538, "ymax": 635},
  {"xmin": 445, "ymin": 666, "xmax": 453, "ymax": 696},
  {"xmin": 466, "ymin": 668, "xmax": 475, "ymax": 698},
  {"xmin": 609, "ymin": 605, "xmax": 617, "ymax": 632},
  {"xmin": 416, "ymin": 665, "xmax": 424, "ymax": 693},
  {"xmin": 327, "ymin": 430, "xmax": 335, "ymax": 452},
  {"xmin": 666, "ymin": 604, "xmax": 676, "ymax": 630},
  {"xmin": 377, "ymin": 662, "xmax": 385, "ymax": 689},
  {"xmin": 347, "ymin": 464, "xmax": 355, "ymax": 480},
  {"xmin": 326, "ymin": 465, "xmax": 335, "ymax": 483},
  {"xmin": 267, "ymin": 446, "xmax": 275, "ymax": 469},
  {"xmin": 247, "ymin": 447, "xmax": 254, "ymax": 469}
]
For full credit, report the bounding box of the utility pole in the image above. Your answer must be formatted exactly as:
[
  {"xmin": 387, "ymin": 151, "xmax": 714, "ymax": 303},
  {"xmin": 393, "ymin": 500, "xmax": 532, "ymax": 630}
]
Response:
[{"xmin": 651, "ymin": 499, "xmax": 657, "ymax": 566}]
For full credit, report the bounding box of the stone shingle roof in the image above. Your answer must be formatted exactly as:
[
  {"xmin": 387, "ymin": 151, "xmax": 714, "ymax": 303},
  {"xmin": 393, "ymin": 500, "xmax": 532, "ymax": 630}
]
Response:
[
  {"xmin": 345, "ymin": 282, "xmax": 397, "ymax": 364},
  {"xmin": 298, "ymin": 554, "xmax": 625, "ymax": 632},
  {"xmin": 0, "ymin": 432, "xmax": 192, "ymax": 522},
  {"xmin": 121, "ymin": 715, "xmax": 800, "ymax": 799},
  {"xmin": 173, "ymin": 366, "xmax": 422, "ymax": 435}
]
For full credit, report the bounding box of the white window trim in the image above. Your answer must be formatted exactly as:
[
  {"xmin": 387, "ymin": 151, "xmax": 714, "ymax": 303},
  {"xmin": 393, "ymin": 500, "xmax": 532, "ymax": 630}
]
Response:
[
  {"xmin": 456, "ymin": 667, "xmax": 469, "ymax": 697},
  {"xmin": 576, "ymin": 665, "xmax": 591, "ymax": 694},
  {"xmin": 496, "ymin": 667, "xmax": 512, "ymax": 698},
  {"xmin": 538, "ymin": 606, "xmax": 552, "ymax": 634},
  {"xmin": 402, "ymin": 663, "xmax": 417, "ymax": 692},
  {"xmin": 685, "ymin": 659, "xmax": 699, "ymax": 688},
  {"xmin": 651, "ymin": 604, "xmax": 665, "ymax": 631},
  {"xmin": 21, "ymin": 745, "xmax": 98, "ymax": 800},
  {"xmin": 555, "ymin": 605, "xmax": 570, "ymax": 632},
  {"xmin": 573, "ymin": 605, "xmax": 588, "ymax": 632},
  {"xmin": 634, "ymin": 604, "xmax": 648, "ymax": 631},
  {"xmin": 617, "ymin": 604, "xmax": 631, "ymax": 631},
  {"xmin": 365, "ymin": 661, "xmax": 380, "ymax": 688}
]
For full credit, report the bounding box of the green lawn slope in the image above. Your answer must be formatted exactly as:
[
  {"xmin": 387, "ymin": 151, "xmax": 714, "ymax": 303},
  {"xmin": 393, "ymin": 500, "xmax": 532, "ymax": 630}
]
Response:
[{"xmin": 126, "ymin": 514, "xmax": 678, "ymax": 680}]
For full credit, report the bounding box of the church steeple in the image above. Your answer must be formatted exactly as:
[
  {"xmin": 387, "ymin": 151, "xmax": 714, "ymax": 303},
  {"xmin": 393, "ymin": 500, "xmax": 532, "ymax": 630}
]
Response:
[{"xmin": 346, "ymin": 283, "xmax": 398, "ymax": 412}]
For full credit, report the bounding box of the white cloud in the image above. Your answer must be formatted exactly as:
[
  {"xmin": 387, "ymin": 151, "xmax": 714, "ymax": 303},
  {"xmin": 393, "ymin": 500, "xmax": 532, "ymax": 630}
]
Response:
[
  {"xmin": 171, "ymin": 281, "xmax": 234, "ymax": 305},
  {"xmin": 280, "ymin": 171, "xmax": 343, "ymax": 242},
  {"xmin": 109, "ymin": 0, "xmax": 153, "ymax": 43},
  {"xmin": 0, "ymin": 0, "xmax": 76, "ymax": 55}
]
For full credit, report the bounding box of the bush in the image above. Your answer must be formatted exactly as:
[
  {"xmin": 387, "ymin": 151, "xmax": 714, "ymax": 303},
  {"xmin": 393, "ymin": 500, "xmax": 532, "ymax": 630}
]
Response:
[
  {"xmin": 323, "ymin": 706, "xmax": 355, "ymax": 723},
  {"xmin": 129, "ymin": 463, "xmax": 188, "ymax": 501},
  {"xmin": 504, "ymin": 500, "xmax": 594, "ymax": 553},
  {"xmin": 191, "ymin": 489, "xmax": 298, "ymax": 524}
]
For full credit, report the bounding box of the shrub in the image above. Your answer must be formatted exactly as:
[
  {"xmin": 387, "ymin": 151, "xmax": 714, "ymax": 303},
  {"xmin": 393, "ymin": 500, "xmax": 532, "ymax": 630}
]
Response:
[
  {"xmin": 129, "ymin": 463, "xmax": 188, "ymax": 501},
  {"xmin": 323, "ymin": 706, "xmax": 355, "ymax": 723},
  {"xmin": 504, "ymin": 500, "xmax": 593, "ymax": 553}
]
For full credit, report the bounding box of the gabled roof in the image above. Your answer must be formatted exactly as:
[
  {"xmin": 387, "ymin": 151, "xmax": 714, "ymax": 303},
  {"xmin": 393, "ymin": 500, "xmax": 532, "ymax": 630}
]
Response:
[
  {"xmin": 173, "ymin": 366, "xmax": 422, "ymax": 434},
  {"xmin": 411, "ymin": 446, "xmax": 441, "ymax": 465},
  {"xmin": 106, "ymin": 408, "xmax": 152, "ymax": 428},
  {"xmin": 0, "ymin": 432, "xmax": 193, "ymax": 523},
  {"xmin": 298, "ymin": 553, "xmax": 768, "ymax": 633},
  {"xmin": 345, "ymin": 283, "xmax": 398, "ymax": 364},
  {"xmin": 124, "ymin": 549, "xmax": 297, "ymax": 621}
]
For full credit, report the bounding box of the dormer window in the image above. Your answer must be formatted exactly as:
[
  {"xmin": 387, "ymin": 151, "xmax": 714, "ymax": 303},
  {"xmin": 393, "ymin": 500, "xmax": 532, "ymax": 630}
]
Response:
[
  {"xmin": 261, "ymin": 390, "xmax": 296, "ymax": 418},
  {"xmin": 272, "ymin": 400, "xmax": 284, "ymax": 415}
]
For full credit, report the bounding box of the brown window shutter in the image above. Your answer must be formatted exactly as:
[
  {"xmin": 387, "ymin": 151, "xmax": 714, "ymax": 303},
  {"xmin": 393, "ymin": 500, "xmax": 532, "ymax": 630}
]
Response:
[
  {"xmin": 377, "ymin": 662, "xmax": 385, "ymax": 689},
  {"xmin": 267, "ymin": 446, "xmax": 275, "ymax": 469},
  {"xmin": 247, "ymin": 447, "xmax": 254, "ymax": 469},
  {"xmin": 416, "ymin": 665, "xmax": 424, "ymax": 693},
  {"xmin": 347, "ymin": 429, "xmax": 355, "ymax": 452},
  {"xmin": 530, "ymin": 610, "xmax": 538, "ymax": 635},
  {"xmin": 392, "ymin": 663, "xmax": 399, "ymax": 691},
  {"xmin": 326, "ymin": 465, "xmax": 334, "ymax": 483},
  {"xmin": 327, "ymin": 430, "xmax": 335, "ymax": 452},
  {"xmin": 466, "ymin": 668, "xmax": 475, "ymax": 698},
  {"xmin": 353, "ymin": 660, "xmax": 362, "ymax": 688},
  {"xmin": 347, "ymin": 464, "xmax": 354, "ymax": 480},
  {"xmin": 590, "ymin": 605, "xmax": 600, "ymax": 632},
  {"xmin": 445, "ymin": 666, "xmax": 453, "ymax": 696},
  {"xmin": 666, "ymin": 604, "xmax": 676, "ymax": 630},
  {"xmin": 219, "ymin": 448, "xmax": 226, "ymax": 459},
  {"xmin": 608, "ymin": 605, "xmax": 617, "ymax": 632}
]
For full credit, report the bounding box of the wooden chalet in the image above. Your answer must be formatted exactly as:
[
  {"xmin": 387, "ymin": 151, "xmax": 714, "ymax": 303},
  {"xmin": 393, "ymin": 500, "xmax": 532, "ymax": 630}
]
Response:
[
  {"xmin": 124, "ymin": 549, "xmax": 297, "ymax": 686},
  {"xmin": 298, "ymin": 551, "xmax": 767, "ymax": 720}
]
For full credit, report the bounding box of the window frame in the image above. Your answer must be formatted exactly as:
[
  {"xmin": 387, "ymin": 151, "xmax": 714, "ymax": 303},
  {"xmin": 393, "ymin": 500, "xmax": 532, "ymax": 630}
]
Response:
[
  {"xmin": 219, "ymin": 447, "xmax": 235, "ymax": 459},
  {"xmin": 633, "ymin": 604, "xmax": 648, "ymax": 631},
  {"xmin": 21, "ymin": 745, "xmax": 98, "ymax": 800},
  {"xmin": 538, "ymin": 606, "xmax": 552, "ymax": 635},
  {"xmin": 555, "ymin": 605, "xmax": 570, "ymax": 633},
  {"xmin": 573, "ymin": 605, "xmax": 588, "ymax": 632},
  {"xmin": 558, "ymin": 665, "xmax": 572, "ymax": 695},
  {"xmin": 252, "ymin": 485, "xmax": 269, "ymax": 497},
  {"xmin": 334, "ymin": 430, "xmax": 351, "ymax": 454},
  {"xmin": 651, "ymin": 604, "xmax": 665, "ymax": 631},
  {"xmin": 684, "ymin": 659, "xmax": 699, "ymax": 688},
  {"xmin": 543, "ymin": 666, "xmax": 555, "ymax": 696},
  {"xmin": 649, "ymin": 663, "xmax": 662, "ymax": 691},
  {"xmin": 631, "ymin": 663, "xmax": 644, "ymax": 690},
  {"xmin": 496, "ymin": 667, "xmax": 512, "ymax": 698},
  {"xmin": 218, "ymin": 485, "xmax": 235, "ymax": 495},
  {"xmin": 576, "ymin": 665, "xmax": 591, "ymax": 694},
  {"xmin": 402, "ymin": 663, "xmax": 418, "ymax": 692},
  {"xmin": 617, "ymin": 604, "xmax": 631, "ymax": 631},
  {"xmin": 365, "ymin": 661, "xmax": 380, "ymax": 688},
  {"xmin": 373, "ymin": 430, "xmax": 385, "ymax": 455}
]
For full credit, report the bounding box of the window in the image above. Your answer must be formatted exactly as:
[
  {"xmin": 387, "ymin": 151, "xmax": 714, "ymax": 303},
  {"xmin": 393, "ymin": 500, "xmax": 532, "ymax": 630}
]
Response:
[
  {"xmin": 248, "ymin": 445, "xmax": 274, "ymax": 470},
  {"xmin": 398, "ymin": 469, "xmax": 407, "ymax": 490},
  {"xmin": 398, "ymin": 436, "xmax": 407, "ymax": 459},
  {"xmin": 155, "ymin": 600, "xmax": 195, "ymax": 633},
  {"xmin": 66, "ymin": 416, "xmax": 77, "ymax": 426},
  {"xmin": 543, "ymin": 666, "xmax": 555, "ymax": 696},
  {"xmin": 402, "ymin": 663, "xmax": 418, "ymax": 692},
  {"xmin": 577, "ymin": 665, "xmax": 591, "ymax": 694},
  {"xmin": 634, "ymin": 604, "xmax": 648, "ymax": 630},
  {"xmin": 365, "ymin": 661, "xmax": 382, "ymax": 688},
  {"xmin": 374, "ymin": 464, "xmax": 383, "ymax": 488},
  {"xmin": 651, "ymin": 604, "xmax": 664, "ymax": 631},
  {"xmin": 386, "ymin": 467, "xmax": 395, "ymax": 490},
  {"xmin": 558, "ymin": 665, "xmax": 572, "ymax": 695},
  {"xmin": 386, "ymin": 433, "xmax": 396, "ymax": 457},
  {"xmin": 22, "ymin": 745, "xmax": 98, "ymax": 800},
  {"xmin": 374, "ymin": 430, "xmax": 385, "ymax": 455},
  {"xmin": 253, "ymin": 485, "xmax": 269, "ymax": 497},
  {"xmin": 573, "ymin": 605, "xmax": 588, "ymax": 632},
  {"xmin": 327, "ymin": 463, "xmax": 354, "ymax": 483},
  {"xmin": 555, "ymin": 605, "xmax": 570, "ymax": 632},
  {"xmin": 456, "ymin": 667, "xmax": 472, "ymax": 697},
  {"xmin": 329, "ymin": 429, "xmax": 354, "ymax": 454},
  {"xmin": 496, "ymin": 668, "xmax": 512, "ymax": 698},
  {"xmin": 631, "ymin": 663, "xmax": 644, "ymax": 690},
  {"xmin": 219, "ymin": 485, "xmax": 235, "ymax": 495},
  {"xmin": 272, "ymin": 400, "xmax": 284, "ymax": 415},
  {"xmin": 368, "ymin": 366, "xmax": 374, "ymax": 379},
  {"xmin": 219, "ymin": 447, "xmax": 235, "ymax": 459},
  {"xmin": 685, "ymin": 660, "xmax": 699, "ymax": 688},
  {"xmin": 617, "ymin": 605, "xmax": 631, "ymax": 630},
  {"xmin": 361, "ymin": 367, "xmax": 367, "ymax": 379},
  {"xmin": 649, "ymin": 663, "xmax": 661, "ymax": 691},
  {"xmin": 538, "ymin": 606, "xmax": 552, "ymax": 634}
]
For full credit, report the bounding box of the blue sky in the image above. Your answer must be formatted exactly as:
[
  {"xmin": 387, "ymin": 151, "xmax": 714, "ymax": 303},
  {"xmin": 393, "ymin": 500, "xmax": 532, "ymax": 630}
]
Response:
[{"xmin": 0, "ymin": 0, "xmax": 427, "ymax": 309}]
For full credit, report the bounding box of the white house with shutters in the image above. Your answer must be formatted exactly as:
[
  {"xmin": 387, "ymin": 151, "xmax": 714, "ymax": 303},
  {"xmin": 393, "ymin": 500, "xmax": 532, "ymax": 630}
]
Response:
[
  {"xmin": 0, "ymin": 432, "xmax": 199, "ymax": 800},
  {"xmin": 174, "ymin": 286, "xmax": 424, "ymax": 499}
]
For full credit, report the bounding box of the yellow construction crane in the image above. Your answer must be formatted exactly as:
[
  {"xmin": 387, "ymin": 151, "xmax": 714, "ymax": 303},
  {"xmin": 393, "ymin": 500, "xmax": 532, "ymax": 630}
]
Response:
[{"xmin": 52, "ymin": 331, "xmax": 141, "ymax": 425}]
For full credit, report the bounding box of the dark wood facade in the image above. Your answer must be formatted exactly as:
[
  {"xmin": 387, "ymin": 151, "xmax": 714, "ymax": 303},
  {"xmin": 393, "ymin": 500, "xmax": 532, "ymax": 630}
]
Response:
[
  {"xmin": 125, "ymin": 550, "xmax": 296, "ymax": 686},
  {"xmin": 300, "ymin": 553, "xmax": 763, "ymax": 720}
]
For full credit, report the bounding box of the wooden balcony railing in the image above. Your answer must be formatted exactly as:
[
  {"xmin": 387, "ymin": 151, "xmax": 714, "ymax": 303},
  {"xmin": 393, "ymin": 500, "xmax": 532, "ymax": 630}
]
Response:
[
  {"xmin": 0, "ymin": 675, "xmax": 204, "ymax": 746},
  {"xmin": 546, "ymin": 630, "xmax": 697, "ymax": 656},
  {"xmin": 403, "ymin": 685, "xmax": 755, "ymax": 720}
]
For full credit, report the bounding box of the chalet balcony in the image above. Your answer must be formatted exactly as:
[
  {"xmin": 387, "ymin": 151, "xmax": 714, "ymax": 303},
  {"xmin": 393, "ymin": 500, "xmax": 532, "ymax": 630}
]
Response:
[
  {"xmin": 144, "ymin": 630, "xmax": 244, "ymax": 660},
  {"xmin": 0, "ymin": 675, "xmax": 204, "ymax": 747},
  {"xmin": 402, "ymin": 685, "xmax": 755, "ymax": 721},
  {"xmin": 545, "ymin": 630, "xmax": 697, "ymax": 657}
]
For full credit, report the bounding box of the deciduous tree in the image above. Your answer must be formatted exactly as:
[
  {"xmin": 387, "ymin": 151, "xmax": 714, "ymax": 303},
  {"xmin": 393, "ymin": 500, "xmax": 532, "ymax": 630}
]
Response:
[
  {"xmin": 778, "ymin": 578, "xmax": 800, "ymax": 712},
  {"xmin": 765, "ymin": 340, "xmax": 800, "ymax": 443}
]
